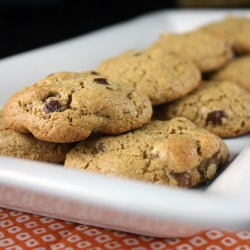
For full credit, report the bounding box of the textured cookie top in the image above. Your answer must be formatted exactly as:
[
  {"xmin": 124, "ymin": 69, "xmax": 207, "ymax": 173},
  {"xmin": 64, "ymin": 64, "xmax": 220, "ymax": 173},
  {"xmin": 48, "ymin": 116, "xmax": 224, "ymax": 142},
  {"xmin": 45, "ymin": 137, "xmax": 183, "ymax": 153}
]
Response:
[
  {"xmin": 0, "ymin": 109, "xmax": 72, "ymax": 163},
  {"xmin": 97, "ymin": 50, "xmax": 201, "ymax": 105},
  {"xmin": 200, "ymin": 16, "xmax": 250, "ymax": 54},
  {"xmin": 212, "ymin": 55, "xmax": 250, "ymax": 92},
  {"xmin": 3, "ymin": 71, "xmax": 152, "ymax": 143},
  {"xmin": 148, "ymin": 30, "xmax": 233, "ymax": 72},
  {"xmin": 65, "ymin": 117, "xmax": 229, "ymax": 188},
  {"xmin": 158, "ymin": 81, "xmax": 250, "ymax": 138}
]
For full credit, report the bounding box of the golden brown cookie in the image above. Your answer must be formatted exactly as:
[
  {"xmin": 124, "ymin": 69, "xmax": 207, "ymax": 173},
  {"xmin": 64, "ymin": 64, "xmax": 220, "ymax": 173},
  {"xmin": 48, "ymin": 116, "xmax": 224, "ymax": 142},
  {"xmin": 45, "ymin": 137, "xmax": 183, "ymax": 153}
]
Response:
[
  {"xmin": 0, "ymin": 109, "xmax": 72, "ymax": 163},
  {"xmin": 156, "ymin": 81, "xmax": 250, "ymax": 138},
  {"xmin": 200, "ymin": 16, "xmax": 250, "ymax": 54},
  {"xmin": 148, "ymin": 30, "xmax": 233, "ymax": 73},
  {"xmin": 211, "ymin": 55, "xmax": 250, "ymax": 92},
  {"xmin": 97, "ymin": 50, "xmax": 201, "ymax": 105},
  {"xmin": 3, "ymin": 71, "xmax": 152, "ymax": 143},
  {"xmin": 65, "ymin": 117, "xmax": 229, "ymax": 188}
]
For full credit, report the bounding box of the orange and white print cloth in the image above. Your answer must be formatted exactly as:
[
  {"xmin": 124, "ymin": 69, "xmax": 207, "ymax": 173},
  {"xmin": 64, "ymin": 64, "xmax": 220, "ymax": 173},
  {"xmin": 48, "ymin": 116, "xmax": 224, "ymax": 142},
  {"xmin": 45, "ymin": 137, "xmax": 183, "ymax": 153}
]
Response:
[{"xmin": 0, "ymin": 207, "xmax": 250, "ymax": 250}]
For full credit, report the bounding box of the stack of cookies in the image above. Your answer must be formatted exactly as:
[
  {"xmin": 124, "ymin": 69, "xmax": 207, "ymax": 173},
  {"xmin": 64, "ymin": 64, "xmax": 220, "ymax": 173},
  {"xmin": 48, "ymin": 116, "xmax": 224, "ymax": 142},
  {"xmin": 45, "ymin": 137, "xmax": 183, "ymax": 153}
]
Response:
[
  {"xmin": 151, "ymin": 16, "xmax": 250, "ymax": 138},
  {"xmin": 2, "ymin": 15, "xmax": 250, "ymax": 188}
]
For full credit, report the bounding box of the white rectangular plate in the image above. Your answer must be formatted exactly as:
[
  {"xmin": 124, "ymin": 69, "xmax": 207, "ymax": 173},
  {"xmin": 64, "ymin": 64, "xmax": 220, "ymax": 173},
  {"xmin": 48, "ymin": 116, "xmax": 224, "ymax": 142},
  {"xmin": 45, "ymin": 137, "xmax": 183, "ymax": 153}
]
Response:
[{"xmin": 1, "ymin": 10, "xmax": 250, "ymax": 238}]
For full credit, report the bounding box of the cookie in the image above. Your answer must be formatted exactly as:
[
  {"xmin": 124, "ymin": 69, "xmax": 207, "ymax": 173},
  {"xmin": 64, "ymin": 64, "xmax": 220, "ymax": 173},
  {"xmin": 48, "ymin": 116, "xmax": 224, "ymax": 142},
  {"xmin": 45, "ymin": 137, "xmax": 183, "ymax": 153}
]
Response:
[
  {"xmin": 148, "ymin": 30, "xmax": 233, "ymax": 72},
  {"xmin": 200, "ymin": 16, "xmax": 250, "ymax": 54},
  {"xmin": 0, "ymin": 108, "xmax": 72, "ymax": 163},
  {"xmin": 3, "ymin": 71, "xmax": 152, "ymax": 143},
  {"xmin": 211, "ymin": 55, "xmax": 250, "ymax": 92},
  {"xmin": 65, "ymin": 117, "xmax": 229, "ymax": 188},
  {"xmin": 156, "ymin": 81, "xmax": 250, "ymax": 138},
  {"xmin": 97, "ymin": 50, "xmax": 201, "ymax": 105}
]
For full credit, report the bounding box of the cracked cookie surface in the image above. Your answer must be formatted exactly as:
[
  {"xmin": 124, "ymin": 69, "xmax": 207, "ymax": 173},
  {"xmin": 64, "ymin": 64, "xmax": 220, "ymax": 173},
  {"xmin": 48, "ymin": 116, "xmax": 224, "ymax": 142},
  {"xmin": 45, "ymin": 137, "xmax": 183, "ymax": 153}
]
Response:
[
  {"xmin": 65, "ymin": 117, "xmax": 229, "ymax": 188},
  {"xmin": 0, "ymin": 109, "xmax": 72, "ymax": 163},
  {"xmin": 156, "ymin": 81, "xmax": 250, "ymax": 138},
  {"xmin": 148, "ymin": 30, "xmax": 233, "ymax": 72},
  {"xmin": 3, "ymin": 71, "xmax": 152, "ymax": 143},
  {"xmin": 97, "ymin": 50, "xmax": 201, "ymax": 105},
  {"xmin": 211, "ymin": 55, "xmax": 250, "ymax": 92},
  {"xmin": 200, "ymin": 16, "xmax": 250, "ymax": 54}
]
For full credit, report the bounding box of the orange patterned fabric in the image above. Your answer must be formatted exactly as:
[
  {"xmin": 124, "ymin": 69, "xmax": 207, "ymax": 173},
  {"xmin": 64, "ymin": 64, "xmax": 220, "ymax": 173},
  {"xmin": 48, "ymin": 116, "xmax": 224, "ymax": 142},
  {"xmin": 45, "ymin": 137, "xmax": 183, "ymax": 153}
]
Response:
[{"xmin": 0, "ymin": 207, "xmax": 249, "ymax": 250}]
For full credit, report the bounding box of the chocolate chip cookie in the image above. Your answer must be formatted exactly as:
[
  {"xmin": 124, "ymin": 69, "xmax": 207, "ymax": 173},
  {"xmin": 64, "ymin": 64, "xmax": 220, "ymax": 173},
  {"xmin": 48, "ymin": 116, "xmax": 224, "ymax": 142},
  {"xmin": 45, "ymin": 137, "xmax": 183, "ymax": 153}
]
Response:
[
  {"xmin": 3, "ymin": 71, "xmax": 152, "ymax": 143},
  {"xmin": 148, "ymin": 30, "xmax": 233, "ymax": 73},
  {"xmin": 97, "ymin": 50, "xmax": 201, "ymax": 105},
  {"xmin": 156, "ymin": 81, "xmax": 250, "ymax": 138},
  {"xmin": 200, "ymin": 16, "xmax": 250, "ymax": 54},
  {"xmin": 65, "ymin": 117, "xmax": 229, "ymax": 188},
  {"xmin": 0, "ymin": 108, "xmax": 72, "ymax": 163},
  {"xmin": 211, "ymin": 55, "xmax": 250, "ymax": 92}
]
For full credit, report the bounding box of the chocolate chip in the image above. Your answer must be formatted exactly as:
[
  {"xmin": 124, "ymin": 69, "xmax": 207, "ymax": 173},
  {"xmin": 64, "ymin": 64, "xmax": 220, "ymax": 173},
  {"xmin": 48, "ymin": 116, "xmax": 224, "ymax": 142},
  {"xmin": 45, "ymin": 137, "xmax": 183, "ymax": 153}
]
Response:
[
  {"xmin": 206, "ymin": 110, "xmax": 227, "ymax": 125},
  {"xmin": 171, "ymin": 172, "xmax": 192, "ymax": 187},
  {"xmin": 44, "ymin": 99, "xmax": 64, "ymax": 114},
  {"xmin": 90, "ymin": 71, "xmax": 99, "ymax": 75},
  {"xmin": 94, "ymin": 78, "xmax": 109, "ymax": 85},
  {"xmin": 91, "ymin": 143, "xmax": 106, "ymax": 154}
]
